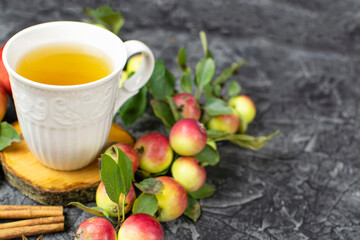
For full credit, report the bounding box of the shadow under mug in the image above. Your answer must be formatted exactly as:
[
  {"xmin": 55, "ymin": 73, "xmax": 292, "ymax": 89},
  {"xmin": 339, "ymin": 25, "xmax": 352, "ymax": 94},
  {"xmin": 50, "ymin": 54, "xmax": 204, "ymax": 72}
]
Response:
[{"xmin": 2, "ymin": 21, "xmax": 155, "ymax": 171}]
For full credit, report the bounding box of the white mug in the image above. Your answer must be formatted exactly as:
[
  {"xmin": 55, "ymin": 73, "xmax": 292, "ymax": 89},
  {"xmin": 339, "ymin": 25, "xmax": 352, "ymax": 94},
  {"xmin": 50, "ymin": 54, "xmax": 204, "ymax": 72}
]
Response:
[{"xmin": 2, "ymin": 21, "xmax": 155, "ymax": 170}]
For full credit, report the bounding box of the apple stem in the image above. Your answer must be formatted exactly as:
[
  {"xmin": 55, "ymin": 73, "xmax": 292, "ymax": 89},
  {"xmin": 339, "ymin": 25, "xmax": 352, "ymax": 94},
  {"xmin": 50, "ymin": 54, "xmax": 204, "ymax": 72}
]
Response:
[
  {"xmin": 121, "ymin": 195, "xmax": 126, "ymax": 222},
  {"xmin": 116, "ymin": 203, "xmax": 121, "ymax": 228},
  {"xmin": 106, "ymin": 216, "xmax": 117, "ymax": 225}
]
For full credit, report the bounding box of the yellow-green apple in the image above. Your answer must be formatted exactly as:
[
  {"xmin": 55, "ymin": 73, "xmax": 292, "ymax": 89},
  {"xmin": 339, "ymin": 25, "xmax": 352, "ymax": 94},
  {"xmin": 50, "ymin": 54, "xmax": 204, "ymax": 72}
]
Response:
[
  {"xmin": 96, "ymin": 182, "xmax": 136, "ymax": 217},
  {"xmin": 118, "ymin": 213, "xmax": 164, "ymax": 240},
  {"xmin": 169, "ymin": 118, "xmax": 207, "ymax": 156},
  {"xmin": 74, "ymin": 217, "xmax": 116, "ymax": 240},
  {"xmin": 171, "ymin": 157, "xmax": 206, "ymax": 192},
  {"xmin": 104, "ymin": 143, "xmax": 139, "ymax": 174},
  {"xmin": 127, "ymin": 54, "xmax": 142, "ymax": 74},
  {"xmin": 207, "ymin": 112, "xmax": 239, "ymax": 134},
  {"xmin": 0, "ymin": 87, "xmax": 7, "ymax": 121},
  {"xmin": 134, "ymin": 133, "xmax": 173, "ymax": 173},
  {"xmin": 119, "ymin": 70, "xmax": 128, "ymax": 88},
  {"xmin": 155, "ymin": 176, "xmax": 187, "ymax": 222},
  {"xmin": 172, "ymin": 93, "xmax": 201, "ymax": 120},
  {"xmin": 0, "ymin": 44, "xmax": 11, "ymax": 95},
  {"xmin": 228, "ymin": 95, "xmax": 256, "ymax": 124}
]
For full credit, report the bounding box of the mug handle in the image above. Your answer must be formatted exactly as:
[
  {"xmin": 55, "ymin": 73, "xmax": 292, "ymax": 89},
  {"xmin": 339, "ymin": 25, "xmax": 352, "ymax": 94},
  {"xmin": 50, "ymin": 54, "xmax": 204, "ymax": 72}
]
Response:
[{"xmin": 113, "ymin": 40, "xmax": 155, "ymax": 115}]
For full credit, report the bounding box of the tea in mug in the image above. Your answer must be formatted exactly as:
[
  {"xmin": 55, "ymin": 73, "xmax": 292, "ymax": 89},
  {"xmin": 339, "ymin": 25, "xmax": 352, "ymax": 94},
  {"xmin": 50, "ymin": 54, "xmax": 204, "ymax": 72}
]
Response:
[{"xmin": 16, "ymin": 43, "xmax": 112, "ymax": 85}]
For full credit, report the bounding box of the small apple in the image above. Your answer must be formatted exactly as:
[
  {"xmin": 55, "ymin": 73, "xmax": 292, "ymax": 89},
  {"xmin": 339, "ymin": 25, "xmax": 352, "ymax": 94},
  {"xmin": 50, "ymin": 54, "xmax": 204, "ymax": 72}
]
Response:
[
  {"xmin": 119, "ymin": 70, "xmax": 128, "ymax": 88},
  {"xmin": 207, "ymin": 112, "xmax": 239, "ymax": 134},
  {"xmin": 0, "ymin": 87, "xmax": 7, "ymax": 121},
  {"xmin": 118, "ymin": 213, "xmax": 164, "ymax": 240},
  {"xmin": 134, "ymin": 133, "xmax": 173, "ymax": 173},
  {"xmin": 171, "ymin": 157, "xmax": 206, "ymax": 192},
  {"xmin": 0, "ymin": 44, "xmax": 11, "ymax": 95},
  {"xmin": 96, "ymin": 182, "xmax": 136, "ymax": 217},
  {"xmin": 155, "ymin": 176, "xmax": 187, "ymax": 222},
  {"xmin": 105, "ymin": 143, "xmax": 139, "ymax": 173},
  {"xmin": 169, "ymin": 118, "xmax": 207, "ymax": 156},
  {"xmin": 228, "ymin": 95, "xmax": 256, "ymax": 124},
  {"xmin": 172, "ymin": 93, "xmax": 201, "ymax": 120},
  {"xmin": 127, "ymin": 54, "xmax": 143, "ymax": 74},
  {"xmin": 74, "ymin": 217, "xmax": 116, "ymax": 240}
]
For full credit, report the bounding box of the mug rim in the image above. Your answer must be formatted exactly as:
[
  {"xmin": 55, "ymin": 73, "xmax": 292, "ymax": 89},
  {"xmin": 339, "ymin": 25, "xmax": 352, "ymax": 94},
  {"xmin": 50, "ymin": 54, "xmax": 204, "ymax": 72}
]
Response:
[{"xmin": 2, "ymin": 21, "xmax": 125, "ymax": 91}]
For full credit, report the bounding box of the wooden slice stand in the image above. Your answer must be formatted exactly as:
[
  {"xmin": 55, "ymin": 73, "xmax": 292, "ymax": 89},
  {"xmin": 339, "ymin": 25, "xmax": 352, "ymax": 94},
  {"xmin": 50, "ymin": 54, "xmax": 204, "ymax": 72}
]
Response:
[{"xmin": 1, "ymin": 122, "xmax": 134, "ymax": 206}]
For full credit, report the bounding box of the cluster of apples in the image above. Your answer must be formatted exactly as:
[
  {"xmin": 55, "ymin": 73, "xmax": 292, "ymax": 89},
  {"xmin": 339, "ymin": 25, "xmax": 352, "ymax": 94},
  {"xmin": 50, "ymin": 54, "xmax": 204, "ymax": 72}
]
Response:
[
  {"xmin": 75, "ymin": 214, "xmax": 163, "ymax": 240},
  {"xmin": 75, "ymin": 91, "xmax": 256, "ymax": 240},
  {"xmin": 177, "ymin": 92, "xmax": 256, "ymax": 135}
]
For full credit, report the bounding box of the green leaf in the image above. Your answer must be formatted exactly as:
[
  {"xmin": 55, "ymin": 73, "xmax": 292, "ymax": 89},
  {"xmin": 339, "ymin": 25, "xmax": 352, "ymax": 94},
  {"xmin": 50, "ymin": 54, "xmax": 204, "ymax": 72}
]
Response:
[
  {"xmin": 199, "ymin": 31, "xmax": 213, "ymax": 59},
  {"xmin": 180, "ymin": 72, "xmax": 192, "ymax": 94},
  {"xmin": 188, "ymin": 183, "xmax": 215, "ymax": 199},
  {"xmin": 206, "ymin": 129, "xmax": 230, "ymax": 140},
  {"xmin": 204, "ymin": 98, "xmax": 233, "ymax": 117},
  {"xmin": 213, "ymin": 61, "xmax": 246, "ymax": 86},
  {"xmin": 194, "ymin": 145, "xmax": 220, "ymax": 166},
  {"xmin": 116, "ymin": 147, "xmax": 134, "ymax": 195},
  {"xmin": 99, "ymin": 154, "xmax": 123, "ymax": 203},
  {"xmin": 184, "ymin": 194, "xmax": 201, "ymax": 222},
  {"xmin": 132, "ymin": 193, "xmax": 158, "ymax": 216},
  {"xmin": 0, "ymin": 122, "xmax": 21, "ymax": 151},
  {"xmin": 134, "ymin": 178, "xmax": 163, "ymax": 194},
  {"xmin": 227, "ymin": 80, "xmax": 241, "ymax": 97},
  {"xmin": 213, "ymin": 84, "xmax": 222, "ymax": 97},
  {"xmin": 150, "ymin": 99, "xmax": 176, "ymax": 127},
  {"xmin": 166, "ymin": 96, "xmax": 183, "ymax": 122},
  {"xmin": 102, "ymin": 14, "xmax": 124, "ymax": 36},
  {"xmin": 204, "ymin": 85, "xmax": 215, "ymax": 100},
  {"xmin": 68, "ymin": 202, "xmax": 110, "ymax": 219},
  {"xmin": 118, "ymin": 86, "xmax": 147, "ymax": 127},
  {"xmin": 99, "ymin": 147, "xmax": 133, "ymax": 204},
  {"xmin": 84, "ymin": 4, "xmax": 124, "ymax": 35},
  {"xmin": 196, "ymin": 58, "xmax": 215, "ymax": 89},
  {"xmin": 177, "ymin": 47, "xmax": 187, "ymax": 72},
  {"xmin": 213, "ymin": 130, "xmax": 280, "ymax": 150},
  {"xmin": 147, "ymin": 61, "xmax": 175, "ymax": 100}
]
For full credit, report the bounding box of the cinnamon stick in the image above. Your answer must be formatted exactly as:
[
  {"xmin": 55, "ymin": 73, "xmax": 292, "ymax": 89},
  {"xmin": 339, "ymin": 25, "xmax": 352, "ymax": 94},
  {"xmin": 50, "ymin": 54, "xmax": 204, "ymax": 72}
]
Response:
[
  {"xmin": 0, "ymin": 205, "xmax": 63, "ymax": 211},
  {"xmin": 0, "ymin": 222, "xmax": 64, "ymax": 239},
  {"xmin": 0, "ymin": 216, "xmax": 64, "ymax": 230},
  {"xmin": 0, "ymin": 206, "xmax": 63, "ymax": 219}
]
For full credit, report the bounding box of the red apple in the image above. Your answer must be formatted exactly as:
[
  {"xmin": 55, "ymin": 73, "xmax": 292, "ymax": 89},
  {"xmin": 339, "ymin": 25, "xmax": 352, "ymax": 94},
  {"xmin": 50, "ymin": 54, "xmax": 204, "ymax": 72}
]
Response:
[
  {"xmin": 0, "ymin": 87, "xmax": 7, "ymax": 121},
  {"xmin": 104, "ymin": 143, "xmax": 139, "ymax": 173},
  {"xmin": 172, "ymin": 93, "xmax": 201, "ymax": 120},
  {"xmin": 171, "ymin": 157, "xmax": 206, "ymax": 192},
  {"xmin": 96, "ymin": 182, "xmax": 136, "ymax": 217},
  {"xmin": 118, "ymin": 213, "xmax": 164, "ymax": 240},
  {"xmin": 207, "ymin": 112, "xmax": 239, "ymax": 134},
  {"xmin": 0, "ymin": 44, "xmax": 11, "ymax": 95},
  {"xmin": 74, "ymin": 217, "xmax": 116, "ymax": 240},
  {"xmin": 228, "ymin": 95, "xmax": 256, "ymax": 124},
  {"xmin": 155, "ymin": 176, "xmax": 187, "ymax": 222},
  {"xmin": 134, "ymin": 133, "xmax": 173, "ymax": 173},
  {"xmin": 169, "ymin": 118, "xmax": 207, "ymax": 156}
]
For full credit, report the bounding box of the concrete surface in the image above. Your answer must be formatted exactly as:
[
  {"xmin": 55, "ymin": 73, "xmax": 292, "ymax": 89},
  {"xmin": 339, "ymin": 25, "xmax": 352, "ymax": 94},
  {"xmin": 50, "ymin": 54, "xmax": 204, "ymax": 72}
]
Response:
[{"xmin": 1, "ymin": 0, "xmax": 360, "ymax": 239}]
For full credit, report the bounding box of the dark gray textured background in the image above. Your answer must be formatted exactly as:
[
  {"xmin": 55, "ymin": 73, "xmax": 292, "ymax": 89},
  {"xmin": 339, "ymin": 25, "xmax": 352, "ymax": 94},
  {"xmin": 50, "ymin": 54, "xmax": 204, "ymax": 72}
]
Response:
[{"xmin": 1, "ymin": 0, "xmax": 360, "ymax": 239}]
